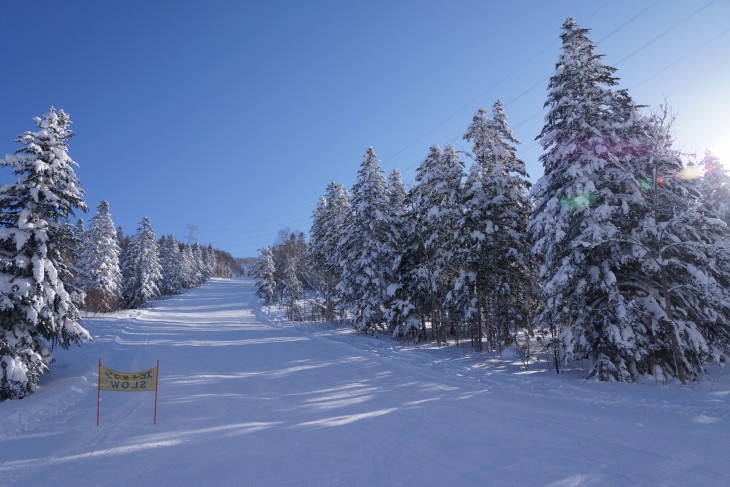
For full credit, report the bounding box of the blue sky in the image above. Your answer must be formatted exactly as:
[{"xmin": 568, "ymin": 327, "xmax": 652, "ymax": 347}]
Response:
[{"xmin": 1, "ymin": 0, "xmax": 728, "ymax": 257}]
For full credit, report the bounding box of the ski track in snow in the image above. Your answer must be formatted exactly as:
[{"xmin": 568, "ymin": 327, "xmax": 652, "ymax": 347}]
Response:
[{"xmin": 1, "ymin": 278, "xmax": 729, "ymax": 486}]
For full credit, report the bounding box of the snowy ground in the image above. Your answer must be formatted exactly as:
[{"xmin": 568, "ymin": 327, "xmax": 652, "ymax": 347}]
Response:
[{"xmin": 1, "ymin": 279, "xmax": 728, "ymax": 486}]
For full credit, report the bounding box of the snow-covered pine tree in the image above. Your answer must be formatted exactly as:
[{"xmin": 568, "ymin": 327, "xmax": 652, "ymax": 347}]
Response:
[
  {"xmin": 191, "ymin": 243, "xmax": 205, "ymax": 287},
  {"xmin": 121, "ymin": 217, "xmax": 162, "ymax": 309},
  {"xmin": 387, "ymin": 168, "xmax": 408, "ymax": 211},
  {"xmin": 77, "ymin": 200, "xmax": 123, "ymax": 312},
  {"xmin": 204, "ymin": 244, "xmax": 217, "ymax": 280},
  {"xmin": 281, "ymin": 255, "xmax": 304, "ymax": 319},
  {"xmin": 430, "ymin": 143, "xmax": 465, "ymax": 340},
  {"xmin": 390, "ymin": 144, "xmax": 464, "ymax": 343},
  {"xmin": 451, "ymin": 109, "xmax": 498, "ymax": 351},
  {"xmin": 481, "ymin": 100, "xmax": 536, "ymax": 353},
  {"xmin": 157, "ymin": 235, "xmax": 170, "ymax": 292},
  {"xmin": 270, "ymin": 231, "xmax": 308, "ymax": 303},
  {"xmin": 158, "ymin": 235, "xmax": 186, "ymax": 295},
  {"xmin": 179, "ymin": 244, "xmax": 197, "ymax": 289},
  {"xmin": 388, "ymin": 145, "xmax": 442, "ymax": 341},
  {"xmin": 252, "ymin": 247, "xmax": 276, "ymax": 305},
  {"xmin": 337, "ymin": 148, "xmax": 399, "ymax": 333},
  {"xmin": 621, "ymin": 108, "xmax": 730, "ymax": 383},
  {"xmin": 450, "ymin": 102, "xmax": 537, "ymax": 352},
  {"xmin": 0, "ymin": 107, "xmax": 90, "ymax": 399},
  {"xmin": 530, "ymin": 18, "xmax": 661, "ymax": 380},
  {"xmin": 383, "ymin": 168, "xmax": 410, "ymax": 332},
  {"xmin": 309, "ymin": 181, "xmax": 351, "ymax": 320},
  {"xmin": 387, "ymin": 170, "xmax": 408, "ymax": 256}
]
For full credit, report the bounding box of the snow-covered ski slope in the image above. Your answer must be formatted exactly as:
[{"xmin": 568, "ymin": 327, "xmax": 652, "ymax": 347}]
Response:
[{"xmin": 1, "ymin": 279, "xmax": 728, "ymax": 486}]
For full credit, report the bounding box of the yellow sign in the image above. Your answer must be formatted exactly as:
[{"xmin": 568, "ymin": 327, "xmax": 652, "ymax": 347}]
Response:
[{"xmin": 99, "ymin": 364, "xmax": 158, "ymax": 392}]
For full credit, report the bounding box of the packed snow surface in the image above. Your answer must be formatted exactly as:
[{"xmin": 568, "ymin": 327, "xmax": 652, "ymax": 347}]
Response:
[{"xmin": 1, "ymin": 279, "xmax": 728, "ymax": 486}]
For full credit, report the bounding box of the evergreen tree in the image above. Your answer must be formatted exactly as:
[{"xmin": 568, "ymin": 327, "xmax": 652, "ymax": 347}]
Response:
[
  {"xmin": 384, "ymin": 167, "xmax": 409, "ymax": 329},
  {"xmin": 122, "ymin": 217, "xmax": 162, "ymax": 309},
  {"xmin": 337, "ymin": 148, "xmax": 399, "ymax": 333},
  {"xmin": 191, "ymin": 243, "xmax": 205, "ymax": 287},
  {"xmin": 387, "ymin": 168, "xmax": 408, "ymax": 211},
  {"xmin": 252, "ymin": 247, "xmax": 276, "ymax": 305},
  {"xmin": 525, "ymin": 18, "xmax": 726, "ymax": 382},
  {"xmin": 281, "ymin": 256, "xmax": 304, "ymax": 319},
  {"xmin": 0, "ymin": 107, "xmax": 90, "ymax": 399},
  {"xmin": 309, "ymin": 182, "xmax": 351, "ymax": 320},
  {"xmin": 77, "ymin": 200, "xmax": 123, "ymax": 312},
  {"xmin": 180, "ymin": 244, "xmax": 197, "ymax": 289},
  {"xmin": 529, "ymin": 18, "xmax": 649, "ymax": 379},
  {"xmin": 450, "ymin": 147, "xmax": 493, "ymax": 351},
  {"xmin": 391, "ymin": 144, "xmax": 464, "ymax": 343},
  {"xmin": 203, "ymin": 244, "xmax": 217, "ymax": 281},
  {"xmin": 158, "ymin": 235, "xmax": 185, "ymax": 295},
  {"xmin": 451, "ymin": 105, "xmax": 523, "ymax": 351},
  {"xmin": 620, "ymin": 109, "xmax": 730, "ymax": 382},
  {"xmin": 480, "ymin": 101, "xmax": 536, "ymax": 352}
]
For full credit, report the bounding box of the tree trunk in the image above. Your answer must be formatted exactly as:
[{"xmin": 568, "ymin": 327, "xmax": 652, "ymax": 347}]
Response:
[{"xmin": 475, "ymin": 307, "xmax": 483, "ymax": 352}]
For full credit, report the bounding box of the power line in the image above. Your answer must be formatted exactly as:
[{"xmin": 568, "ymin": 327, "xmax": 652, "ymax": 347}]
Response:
[
  {"xmin": 614, "ymin": 0, "xmax": 718, "ymax": 66},
  {"xmin": 595, "ymin": 0, "xmax": 663, "ymax": 44},
  {"xmin": 394, "ymin": 0, "xmax": 724, "ymax": 177},
  {"xmin": 380, "ymin": 0, "xmax": 662, "ymax": 171},
  {"xmin": 630, "ymin": 26, "xmax": 730, "ymax": 90},
  {"xmin": 202, "ymin": 2, "xmax": 725, "ymax": 253}
]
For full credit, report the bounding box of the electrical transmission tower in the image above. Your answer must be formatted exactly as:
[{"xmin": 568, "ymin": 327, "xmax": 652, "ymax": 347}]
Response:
[{"xmin": 185, "ymin": 224, "xmax": 198, "ymax": 245}]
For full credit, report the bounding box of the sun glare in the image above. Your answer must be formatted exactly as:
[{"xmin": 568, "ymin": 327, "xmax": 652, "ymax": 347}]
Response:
[{"xmin": 710, "ymin": 140, "xmax": 730, "ymax": 169}]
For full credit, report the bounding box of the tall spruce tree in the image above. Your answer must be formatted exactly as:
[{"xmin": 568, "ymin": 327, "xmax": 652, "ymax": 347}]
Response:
[
  {"xmin": 529, "ymin": 18, "xmax": 650, "ymax": 380},
  {"xmin": 190, "ymin": 243, "xmax": 205, "ymax": 287},
  {"xmin": 387, "ymin": 168, "xmax": 408, "ymax": 211},
  {"xmin": 384, "ymin": 168, "xmax": 409, "ymax": 332},
  {"xmin": 203, "ymin": 245, "xmax": 217, "ymax": 280},
  {"xmin": 0, "ymin": 108, "xmax": 90, "ymax": 399},
  {"xmin": 389, "ymin": 145, "xmax": 443, "ymax": 341},
  {"xmin": 180, "ymin": 244, "xmax": 197, "ymax": 289},
  {"xmin": 309, "ymin": 182, "xmax": 351, "ymax": 321},
  {"xmin": 391, "ymin": 144, "xmax": 464, "ymax": 343},
  {"xmin": 122, "ymin": 217, "xmax": 162, "ymax": 309},
  {"xmin": 337, "ymin": 148, "xmax": 399, "ymax": 333},
  {"xmin": 452, "ymin": 106, "xmax": 506, "ymax": 352},
  {"xmin": 158, "ymin": 235, "xmax": 185, "ymax": 295},
  {"xmin": 449, "ymin": 102, "xmax": 536, "ymax": 352},
  {"xmin": 450, "ymin": 160, "xmax": 489, "ymax": 350},
  {"xmin": 481, "ymin": 101, "xmax": 535, "ymax": 352},
  {"xmin": 253, "ymin": 247, "xmax": 276, "ymax": 305},
  {"xmin": 77, "ymin": 200, "xmax": 123, "ymax": 312}
]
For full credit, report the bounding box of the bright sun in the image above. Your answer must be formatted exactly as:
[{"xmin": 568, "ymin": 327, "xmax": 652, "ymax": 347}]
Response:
[{"xmin": 713, "ymin": 140, "xmax": 730, "ymax": 168}]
